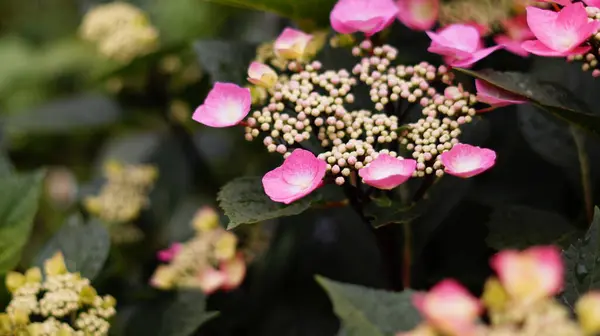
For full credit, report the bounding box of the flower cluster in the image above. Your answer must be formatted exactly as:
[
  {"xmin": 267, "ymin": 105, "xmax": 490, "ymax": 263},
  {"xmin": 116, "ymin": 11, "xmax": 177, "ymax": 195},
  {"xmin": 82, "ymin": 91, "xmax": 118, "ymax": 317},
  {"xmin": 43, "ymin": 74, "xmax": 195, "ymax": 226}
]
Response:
[
  {"xmin": 399, "ymin": 245, "xmax": 600, "ymax": 336},
  {"xmin": 79, "ymin": 1, "xmax": 159, "ymax": 63},
  {"xmin": 1, "ymin": 253, "xmax": 116, "ymax": 336},
  {"xmin": 150, "ymin": 207, "xmax": 246, "ymax": 294},
  {"xmin": 84, "ymin": 161, "xmax": 158, "ymax": 224}
]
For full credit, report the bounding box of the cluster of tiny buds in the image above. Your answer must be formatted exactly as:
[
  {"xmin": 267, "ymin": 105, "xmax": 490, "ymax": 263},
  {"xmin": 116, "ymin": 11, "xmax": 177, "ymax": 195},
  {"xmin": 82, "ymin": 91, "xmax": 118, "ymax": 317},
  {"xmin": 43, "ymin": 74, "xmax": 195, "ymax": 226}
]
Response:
[{"xmin": 566, "ymin": 6, "xmax": 600, "ymax": 77}]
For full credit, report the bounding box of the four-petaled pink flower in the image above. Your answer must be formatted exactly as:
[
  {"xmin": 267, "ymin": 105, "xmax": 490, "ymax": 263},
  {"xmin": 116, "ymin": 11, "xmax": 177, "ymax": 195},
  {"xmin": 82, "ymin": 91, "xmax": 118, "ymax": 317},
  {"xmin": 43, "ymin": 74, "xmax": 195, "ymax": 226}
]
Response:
[
  {"xmin": 396, "ymin": 0, "xmax": 439, "ymax": 31},
  {"xmin": 439, "ymin": 143, "xmax": 496, "ymax": 178},
  {"xmin": 157, "ymin": 243, "xmax": 182, "ymax": 262},
  {"xmin": 358, "ymin": 154, "xmax": 416, "ymax": 190},
  {"xmin": 490, "ymin": 246, "xmax": 563, "ymax": 305},
  {"xmin": 494, "ymin": 15, "xmax": 535, "ymax": 57},
  {"xmin": 475, "ymin": 79, "xmax": 528, "ymax": 108},
  {"xmin": 330, "ymin": 0, "xmax": 398, "ymax": 36},
  {"xmin": 262, "ymin": 149, "xmax": 326, "ymax": 204},
  {"xmin": 247, "ymin": 62, "xmax": 278, "ymax": 88},
  {"xmin": 274, "ymin": 28, "xmax": 313, "ymax": 60},
  {"xmin": 521, "ymin": 3, "xmax": 600, "ymax": 57},
  {"xmin": 413, "ymin": 279, "xmax": 483, "ymax": 336},
  {"xmin": 426, "ymin": 24, "xmax": 501, "ymax": 68},
  {"xmin": 192, "ymin": 82, "xmax": 251, "ymax": 128}
]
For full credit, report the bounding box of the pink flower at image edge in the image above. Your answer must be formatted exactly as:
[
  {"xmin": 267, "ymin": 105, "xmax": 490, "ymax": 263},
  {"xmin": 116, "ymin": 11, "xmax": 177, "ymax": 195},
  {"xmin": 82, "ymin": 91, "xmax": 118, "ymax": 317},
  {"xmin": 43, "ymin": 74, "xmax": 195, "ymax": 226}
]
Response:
[
  {"xmin": 358, "ymin": 154, "xmax": 416, "ymax": 190},
  {"xmin": 330, "ymin": 0, "xmax": 399, "ymax": 36},
  {"xmin": 439, "ymin": 143, "xmax": 496, "ymax": 178},
  {"xmin": 262, "ymin": 149, "xmax": 327, "ymax": 204},
  {"xmin": 192, "ymin": 82, "xmax": 251, "ymax": 128}
]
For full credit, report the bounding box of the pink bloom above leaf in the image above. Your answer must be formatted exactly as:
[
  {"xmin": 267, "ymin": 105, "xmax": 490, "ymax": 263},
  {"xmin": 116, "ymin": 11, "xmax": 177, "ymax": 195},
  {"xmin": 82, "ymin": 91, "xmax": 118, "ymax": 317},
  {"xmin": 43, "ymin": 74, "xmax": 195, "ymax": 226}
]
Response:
[
  {"xmin": 396, "ymin": 0, "xmax": 438, "ymax": 31},
  {"xmin": 330, "ymin": 0, "xmax": 398, "ymax": 36},
  {"xmin": 490, "ymin": 246, "xmax": 563, "ymax": 304},
  {"xmin": 262, "ymin": 149, "xmax": 326, "ymax": 204},
  {"xmin": 247, "ymin": 62, "xmax": 278, "ymax": 88},
  {"xmin": 274, "ymin": 27, "xmax": 313, "ymax": 60},
  {"xmin": 521, "ymin": 3, "xmax": 600, "ymax": 57},
  {"xmin": 426, "ymin": 24, "xmax": 501, "ymax": 68},
  {"xmin": 475, "ymin": 79, "xmax": 528, "ymax": 108},
  {"xmin": 439, "ymin": 143, "xmax": 496, "ymax": 178},
  {"xmin": 358, "ymin": 154, "xmax": 416, "ymax": 190},
  {"xmin": 413, "ymin": 279, "xmax": 482, "ymax": 336},
  {"xmin": 157, "ymin": 243, "xmax": 182, "ymax": 262},
  {"xmin": 192, "ymin": 82, "xmax": 251, "ymax": 128}
]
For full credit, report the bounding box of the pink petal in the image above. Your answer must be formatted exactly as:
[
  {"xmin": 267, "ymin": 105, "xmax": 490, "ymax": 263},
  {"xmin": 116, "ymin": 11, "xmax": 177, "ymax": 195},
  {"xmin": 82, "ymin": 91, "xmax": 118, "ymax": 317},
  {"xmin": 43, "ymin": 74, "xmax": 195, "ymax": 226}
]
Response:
[
  {"xmin": 539, "ymin": 0, "xmax": 572, "ymax": 6},
  {"xmin": 490, "ymin": 246, "xmax": 563, "ymax": 304},
  {"xmin": 262, "ymin": 149, "xmax": 326, "ymax": 204},
  {"xmin": 197, "ymin": 267, "xmax": 227, "ymax": 294},
  {"xmin": 435, "ymin": 24, "xmax": 481, "ymax": 52},
  {"xmin": 439, "ymin": 143, "xmax": 496, "ymax": 178},
  {"xmin": 358, "ymin": 154, "xmax": 416, "ymax": 190},
  {"xmin": 192, "ymin": 82, "xmax": 251, "ymax": 128},
  {"xmin": 426, "ymin": 31, "xmax": 471, "ymax": 58},
  {"xmin": 220, "ymin": 254, "xmax": 246, "ymax": 290},
  {"xmin": 413, "ymin": 279, "xmax": 482, "ymax": 336},
  {"xmin": 157, "ymin": 243, "xmax": 182, "ymax": 262},
  {"xmin": 501, "ymin": 15, "xmax": 535, "ymax": 41},
  {"xmin": 494, "ymin": 35, "xmax": 531, "ymax": 57},
  {"xmin": 521, "ymin": 39, "xmax": 591, "ymax": 56},
  {"xmin": 447, "ymin": 45, "xmax": 501, "ymax": 68},
  {"xmin": 526, "ymin": 6, "xmax": 560, "ymax": 50},
  {"xmin": 585, "ymin": 0, "xmax": 600, "ymax": 7},
  {"xmin": 273, "ymin": 27, "xmax": 313, "ymax": 59},
  {"xmin": 475, "ymin": 79, "xmax": 528, "ymax": 108},
  {"xmin": 396, "ymin": 0, "xmax": 439, "ymax": 31},
  {"xmin": 247, "ymin": 61, "xmax": 278, "ymax": 87},
  {"xmin": 554, "ymin": 3, "xmax": 600, "ymax": 50},
  {"xmin": 330, "ymin": 0, "xmax": 398, "ymax": 36}
]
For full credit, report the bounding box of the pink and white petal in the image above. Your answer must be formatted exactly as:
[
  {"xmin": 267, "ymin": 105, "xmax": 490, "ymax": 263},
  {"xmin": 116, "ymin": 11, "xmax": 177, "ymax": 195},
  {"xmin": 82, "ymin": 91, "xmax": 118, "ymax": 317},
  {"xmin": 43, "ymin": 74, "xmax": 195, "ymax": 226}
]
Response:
[
  {"xmin": 526, "ymin": 6, "xmax": 560, "ymax": 49},
  {"xmin": 521, "ymin": 40, "xmax": 591, "ymax": 56},
  {"xmin": 426, "ymin": 31, "xmax": 472, "ymax": 58},
  {"xmin": 262, "ymin": 168, "xmax": 304, "ymax": 203},
  {"xmin": 494, "ymin": 35, "xmax": 531, "ymax": 57},
  {"xmin": 585, "ymin": 0, "xmax": 600, "ymax": 7},
  {"xmin": 448, "ymin": 45, "xmax": 501, "ymax": 68},
  {"xmin": 281, "ymin": 149, "xmax": 324, "ymax": 185},
  {"xmin": 197, "ymin": 267, "xmax": 227, "ymax": 294},
  {"xmin": 436, "ymin": 24, "xmax": 481, "ymax": 52},
  {"xmin": 475, "ymin": 79, "xmax": 528, "ymax": 107}
]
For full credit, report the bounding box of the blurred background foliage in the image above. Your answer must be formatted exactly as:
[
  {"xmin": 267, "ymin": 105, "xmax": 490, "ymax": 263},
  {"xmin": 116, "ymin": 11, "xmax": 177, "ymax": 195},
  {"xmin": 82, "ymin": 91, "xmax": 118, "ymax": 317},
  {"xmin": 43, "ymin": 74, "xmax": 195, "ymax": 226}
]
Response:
[{"xmin": 0, "ymin": 0, "xmax": 600, "ymax": 335}]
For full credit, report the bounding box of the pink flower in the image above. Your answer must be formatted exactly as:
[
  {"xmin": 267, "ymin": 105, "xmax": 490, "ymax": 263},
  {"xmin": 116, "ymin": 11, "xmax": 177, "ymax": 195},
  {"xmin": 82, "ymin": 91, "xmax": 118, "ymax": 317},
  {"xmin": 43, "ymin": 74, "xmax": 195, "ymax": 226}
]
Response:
[
  {"xmin": 396, "ymin": 0, "xmax": 439, "ymax": 31},
  {"xmin": 490, "ymin": 246, "xmax": 563, "ymax": 304},
  {"xmin": 439, "ymin": 143, "xmax": 496, "ymax": 178},
  {"xmin": 273, "ymin": 28, "xmax": 313, "ymax": 60},
  {"xmin": 330, "ymin": 0, "xmax": 398, "ymax": 36},
  {"xmin": 413, "ymin": 279, "xmax": 483, "ymax": 336},
  {"xmin": 426, "ymin": 24, "xmax": 501, "ymax": 68},
  {"xmin": 197, "ymin": 267, "xmax": 226, "ymax": 294},
  {"xmin": 192, "ymin": 82, "xmax": 251, "ymax": 128},
  {"xmin": 157, "ymin": 243, "xmax": 182, "ymax": 262},
  {"xmin": 262, "ymin": 149, "xmax": 326, "ymax": 204},
  {"xmin": 220, "ymin": 254, "xmax": 246, "ymax": 291},
  {"xmin": 358, "ymin": 154, "xmax": 416, "ymax": 190},
  {"xmin": 247, "ymin": 62, "xmax": 278, "ymax": 88},
  {"xmin": 521, "ymin": 3, "xmax": 600, "ymax": 57},
  {"xmin": 585, "ymin": 0, "xmax": 600, "ymax": 8},
  {"xmin": 494, "ymin": 15, "xmax": 535, "ymax": 57},
  {"xmin": 475, "ymin": 79, "xmax": 528, "ymax": 108}
]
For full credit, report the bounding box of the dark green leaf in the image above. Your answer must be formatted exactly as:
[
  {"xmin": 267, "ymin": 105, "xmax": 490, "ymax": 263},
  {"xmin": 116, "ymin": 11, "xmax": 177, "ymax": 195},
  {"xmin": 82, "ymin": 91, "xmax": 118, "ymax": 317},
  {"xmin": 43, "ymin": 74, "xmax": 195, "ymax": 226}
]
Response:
[
  {"xmin": 218, "ymin": 176, "xmax": 316, "ymax": 229},
  {"xmin": 34, "ymin": 215, "xmax": 110, "ymax": 280},
  {"xmin": 486, "ymin": 205, "xmax": 580, "ymax": 250},
  {"xmin": 193, "ymin": 40, "xmax": 257, "ymax": 85},
  {"xmin": 363, "ymin": 200, "xmax": 419, "ymax": 229},
  {"xmin": 3, "ymin": 93, "xmax": 121, "ymax": 135},
  {"xmin": 562, "ymin": 207, "xmax": 600, "ymax": 308},
  {"xmin": 201, "ymin": 0, "xmax": 336, "ymax": 29},
  {"xmin": 455, "ymin": 68, "xmax": 600, "ymax": 137},
  {"xmin": 316, "ymin": 276, "xmax": 420, "ymax": 336},
  {"xmin": 0, "ymin": 170, "xmax": 45, "ymax": 274}
]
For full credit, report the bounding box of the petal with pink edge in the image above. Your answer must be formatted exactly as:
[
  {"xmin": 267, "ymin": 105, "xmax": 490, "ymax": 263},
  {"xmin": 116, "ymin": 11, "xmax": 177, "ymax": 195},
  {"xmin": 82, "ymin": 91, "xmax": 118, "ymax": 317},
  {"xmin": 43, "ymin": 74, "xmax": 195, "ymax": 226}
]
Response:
[
  {"xmin": 439, "ymin": 143, "xmax": 496, "ymax": 178},
  {"xmin": 434, "ymin": 24, "xmax": 481, "ymax": 52},
  {"xmin": 192, "ymin": 82, "xmax": 251, "ymax": 128},
  {"xmin": 426, "ymin": 31, "xmax": 472, "ymax": 58},
  {"xmin": 197, "ymin": 267, "xmax": 227, "ymax": 294},
  {"xmin": 447, "ymin": 45, "xmax": 501, "ymax": 68},
  {"xmin": 585, "ymin": 0, "xmax": 600, "ymax": 7},
  {"xmin": 554, "ymin": 3, "xmax": 600, "ymax": 51},
  {"xmin": 273, "ymin": 27, "xmax": 313, "ymax": 60},
  {"xmin": 475, "ymin": 79, "xmax": 527, "ymax": 108},
  {"xmin": 330, "ymin": 0, "xmax": 398, "ymax": 36},
  {"xmin": 358, "ymin": 154, "xmax": 416, "ymax": 189},
  {"xmin": 521, "ymin": 39, "xmax": 591, "ymax": 56},
  {"xmin": 539, "ymin": 0, "xmax": 572, "ymax": 6},
  {"xmin": 526, "ymin": 6, "xmax": 560, "ymax": 50},
  {"xmin": 396, "ymin": 0, "xmax": 439, "ymax": 31}
]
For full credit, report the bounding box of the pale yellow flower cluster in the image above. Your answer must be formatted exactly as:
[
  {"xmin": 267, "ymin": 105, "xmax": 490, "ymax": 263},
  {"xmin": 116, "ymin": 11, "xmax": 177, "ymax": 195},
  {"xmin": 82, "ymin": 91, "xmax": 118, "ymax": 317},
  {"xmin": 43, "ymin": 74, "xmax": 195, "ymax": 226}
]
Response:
[
  {"xmin": 1, "ymin": 253, "xmax": 116, "ymax": 336},
  {"xmin": 79, "ymin": 2, "xmax": 159, "ymax": 62}
]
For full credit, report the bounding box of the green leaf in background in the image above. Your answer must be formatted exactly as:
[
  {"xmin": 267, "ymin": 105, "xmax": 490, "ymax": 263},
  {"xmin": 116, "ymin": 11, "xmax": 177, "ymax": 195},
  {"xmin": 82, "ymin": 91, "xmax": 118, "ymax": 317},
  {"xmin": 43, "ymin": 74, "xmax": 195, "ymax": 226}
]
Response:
[
  {"xmin": 34, "ymin": 214, "xmax": 110, "ymax": 281},
  {"xmin": 218, "ymin": 176, "xmax": 316, "ymax": 229},
  {"xmin": 201, "ymin": 0, "xmax": 336, "ymax": 30},
  {"xmin": 3, "ymin": 93, "xmax": 121, "ymax": 135},
  {"xmin": 0, "ymin": 169, "xmax": 45, "ymax": 274},
  {"xmin": 455, "ymin": 68, "xmax": 600, "ymax": 137},
  {"xmin": 562, "ymin": 207, "xmax": 600, "ymax": 308},
  {"xmin": 316, "ymin": 276, "xmax": 421, "ymax": 336},
  {"xmin": 193, "ymin": 40, "xmax": 257, "ymax": 85},
  {"xmin": 486, "ymin": 205, "xmax": 580, "ymax": 250}
]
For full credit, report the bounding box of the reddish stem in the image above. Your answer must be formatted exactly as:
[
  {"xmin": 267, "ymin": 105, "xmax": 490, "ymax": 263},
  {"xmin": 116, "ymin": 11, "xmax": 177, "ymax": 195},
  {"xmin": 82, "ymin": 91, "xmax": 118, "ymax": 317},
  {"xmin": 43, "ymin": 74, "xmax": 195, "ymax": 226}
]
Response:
[{"xmin": 475, "ymin": 106, "xmax": 498, "ymax": 113}]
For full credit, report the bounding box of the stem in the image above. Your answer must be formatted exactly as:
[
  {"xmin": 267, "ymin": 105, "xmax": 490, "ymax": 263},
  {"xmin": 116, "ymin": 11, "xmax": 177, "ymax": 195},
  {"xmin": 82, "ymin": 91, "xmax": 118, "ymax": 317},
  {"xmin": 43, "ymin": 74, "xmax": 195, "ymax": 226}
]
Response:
[
  {"xmin": 402, "ymin": 223, "xmax": 411, "ymax": 288},
  {"xmin": 572, "ymin": 127, "xmax": 594, "ymax": 224}
]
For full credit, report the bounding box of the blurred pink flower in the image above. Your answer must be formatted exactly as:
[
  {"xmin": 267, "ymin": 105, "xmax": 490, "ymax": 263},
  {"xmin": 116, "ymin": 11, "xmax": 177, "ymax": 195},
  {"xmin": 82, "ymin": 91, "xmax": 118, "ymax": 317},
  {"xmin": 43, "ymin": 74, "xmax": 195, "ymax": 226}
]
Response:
[
  {"xmin": 192, "ymin": 83, "xmax": 251, "ymax": 128},
  {"xmin": 358, "ymin": 154, "xmax": 416, "ymax": 190},
  {"xmin": 585, "ymin": 0, "xmax": 600, "ymax": 7},
  {"xmin": 494, "ymin": 15, "xmax": 535, "ymax": 57},
  {"xmin": 274, "ymin": 28, "xmax": 313, "ymax": 60},
  {"xmin": 475, "ymin": 79, "xmax": 528, "ymax": 108},
  {"xmin": 197, "ymin": 267, "xmax": 227, "ymax": 294},
  {"xmin": 439, "ymin": 143, "xmax": 496, "ymax": 178},
  {"xmin": 221, "ymin": 254, "xmax": 246, "ymax": 291},
  {"xmin": 490, "ymin": 246, "xmax": 563, "ymax": 304},
  {"xmin": 413, "ymin": 279, "xmax": 482, "ymax": 336},
  {"xmin": 262, "ymin": 149, "xmax": 326, "ymax": 204},
  {"xmin": 521, "ymin": 3, "xmax": 600, "ymax": 57},
  {"xmin": 330, "ymin": 0, "xmax": 398, "ymax": 36},
  {"xmin": 157, "ymin": 243, "xmax": 182, "ymax": 262},
  {"xmin": 247, "ymin": 62, "xmax": 278, "ymax": 88},
  {"xmin": 396, "ymin": 0, "xmax": 438, "ymax": 31},
  {"xmin": 426, "ymin": 24, "xmax": 501, "ymax": 68}
]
